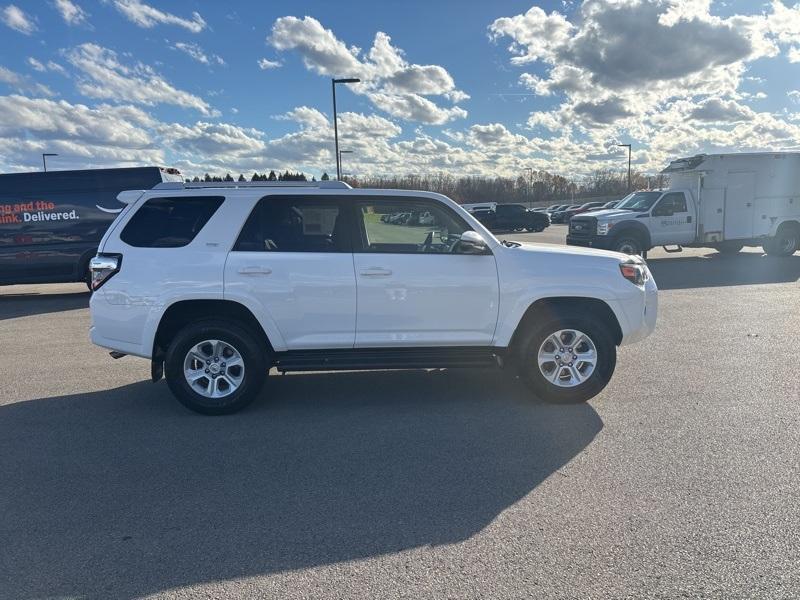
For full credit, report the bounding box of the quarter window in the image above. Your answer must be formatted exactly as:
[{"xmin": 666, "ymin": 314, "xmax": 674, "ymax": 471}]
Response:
[
  {"xmin": 355, "ymin": 199, "xmax": 471, "ymax": 254},
  {"xmin": 234, "ymin": 197, "xmax": 348, "ymax": 252},
  {"xmin": 120, "ymin": 196, "xmax": 223, "ymax": 248}
]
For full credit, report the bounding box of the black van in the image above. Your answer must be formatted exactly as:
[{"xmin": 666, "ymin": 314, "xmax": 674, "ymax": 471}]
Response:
[{"xmin": 0, "ymin": 167, "xmax": 182, "ymax": 287}]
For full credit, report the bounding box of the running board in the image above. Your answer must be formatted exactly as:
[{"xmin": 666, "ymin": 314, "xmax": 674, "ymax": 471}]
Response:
[
  {"xmin": 662, "ymin": 245, "xmax": 683, "ymax": 253},
  {"xmin": 272, "ymin": 347, "xmax": 502, "ymax": 372}
]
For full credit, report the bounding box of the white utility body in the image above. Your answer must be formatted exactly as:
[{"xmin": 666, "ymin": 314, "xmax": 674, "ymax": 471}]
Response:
[{"xmin": 567, "ymin": 153, "xmax": 800, "ymax": 256}]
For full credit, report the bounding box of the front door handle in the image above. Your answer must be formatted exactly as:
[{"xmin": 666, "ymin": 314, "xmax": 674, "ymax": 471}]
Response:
[
  {"xmin": 359, "ymin": 267, "xmax": 392, "ymax": 277},
  {"xmin": 237, "ymin": 266, "xmax": 272, "ymax": 275}
]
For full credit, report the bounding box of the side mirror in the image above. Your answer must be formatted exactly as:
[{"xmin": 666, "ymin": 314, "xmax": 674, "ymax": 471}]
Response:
[{"xmin": 457, "ymin": 230, "xmax": 489, "ymax": 254}]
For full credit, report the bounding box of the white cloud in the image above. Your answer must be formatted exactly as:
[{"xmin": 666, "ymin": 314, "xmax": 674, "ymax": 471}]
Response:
[
  {"xmin": 0, "ymin": 95, "xmax": 163, "ymax": 169},
  {"xmin": 0, "ymin": 66, "xmax": 54, "ymax": 96},
  {"xmin": 269, "ymin": 17, "xmax": 467, "ymax": 123},
  {"xmin": 368, "ymin": 92, "xmax": 467, "ymax": 125},
  {"xmin": 789, "ymin": 47, "xmax": 800, "ymax": 64},
  {"xmin": 173, "ymin": 42, "xmax": 224, "ymax": 66},
  {"xmin": 1, "ymin": 4, "xmax": 37, "ymax": 34},
  {"xmin": 444, "ymin": 89, "xmax": 470, "ymax": 103},
  {"xmin": 490, "ymin": 0, "xmax": 800, "ymax": 171},
  {"xmin": 111, "ymin": 0, "xmax": 205, "ymax": 33},
  {"xmin": 270, "ymin": 16, "xmax": 361, "ymax": 76},
  {"xmin": 27, "ymin": 57, "xmax": 46, "ymax": 72},
  {"xmin": 54, "ymin": 0, "xmax": 88, "ymax": 26},
  {"xmin": 27, "ymin": 57, "xmax": 68, "ymax": 75},
  {"xmin": 47, "ymin": 61, "xmax": 67, "ymax": 75},
  {"xmin": 66, "ymin": 43, "xmax": 217, "ymax": 115},
  {"xmin": 258, "ymin": 58, "xmax": 282, "ymax": 70},
  {"xmin": 689, "ymin": 98, "xmax": 754, "ymax": 123}
]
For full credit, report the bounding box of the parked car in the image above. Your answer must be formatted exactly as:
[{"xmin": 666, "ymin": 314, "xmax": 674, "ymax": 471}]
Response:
[
  {"xmin": 472, "ymin": 203, "xmax": 550, "ymax": 232},
  {"xmin": 89, "ymin": 180, "xmax": 657, "ymax": 414},
  {"xmin": 461, "ymin": 202, "xmax": 497, "ymax": 213},
  {"xmin": 550, "ymin": 205, "xmax": 580, "ymax": 224},
  {"xmin": 601, "ymin": 200, "xmax": 620, "ymax": 209},
  {"xmin": 546, "ymin": 204, "xmax": 570, "ymax": 215},
  {"xmin": 561, "ymin": 201, "xmax": 609, "ymax": 222},
  {"xmin": 0, "ymin": 167, "xmax": 182, "ymax": 287},
  {"xmin": 567, "ymin": 153, "xmax": 800, "ymax": 256}
]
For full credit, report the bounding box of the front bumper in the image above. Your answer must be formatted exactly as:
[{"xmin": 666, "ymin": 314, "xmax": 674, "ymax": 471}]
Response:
[
  {"xmin": 566, "ymin": 233, "xmax": 615, "ymax": 250},
  {"xmin": 610, "ymin": 275, "xmax": 658, "ymax": 346}
]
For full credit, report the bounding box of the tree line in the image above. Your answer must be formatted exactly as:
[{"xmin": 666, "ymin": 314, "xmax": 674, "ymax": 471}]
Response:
[
  {"xmin": 187, "ymin": 170, "xmax": 318, "ymax": 183},
  {"xmin": 186, "ymin": 168, "xmax": 666, "ymax": 205}
]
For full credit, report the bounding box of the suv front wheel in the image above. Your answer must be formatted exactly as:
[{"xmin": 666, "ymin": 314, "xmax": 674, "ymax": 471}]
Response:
[
  {"xmin": 517, "ymin": 312, "xmax": 616, "ymax": 404},
  {"xmin": 164, "ymin": 319, "xmax": 268, "ymax": 415}
]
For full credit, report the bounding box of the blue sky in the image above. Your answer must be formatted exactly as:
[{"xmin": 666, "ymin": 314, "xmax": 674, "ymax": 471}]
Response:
[{"xmin": 1, "ymin": 0, "xmax": 799, "ymax": 179}]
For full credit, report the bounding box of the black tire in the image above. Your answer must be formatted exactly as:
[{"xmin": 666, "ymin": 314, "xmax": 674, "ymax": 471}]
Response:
[
  {"xmin": 715, "ymin": 241, "xmax": 744, "ymax": 255},
  {"xmin": 764, "ymin": 227, "xmax": 800, "ymax": 256},
  {"xmin": 516, "ymin": 311, "xmax": 617, "ymax": 404},
  {"xmin": 164, "ymin": 319, "xmax": 268, "ymax": 415},
  {"xmin": 611, "ymin": 234, "xmax": 644, "ymax": 255}
]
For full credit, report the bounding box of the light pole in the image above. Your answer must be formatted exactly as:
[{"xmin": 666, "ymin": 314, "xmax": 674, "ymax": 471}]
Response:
[
  {"xmin": 42, "ymin": 153, "xmax": 58, "ymax": 172},
  {"xmin": 617, "ymin": 144, "xmax": 632, "ymax": 191},
  {"xmin": 338, "ymin": 150, "xmax": 353, "ymax": 178},
  {"xmin": 331, "ymin": 77, "xmax": 360, "ymax": 180},
  {"xmin": 522, "ymin": 167, "xmax": 533, "ymax": 208}
]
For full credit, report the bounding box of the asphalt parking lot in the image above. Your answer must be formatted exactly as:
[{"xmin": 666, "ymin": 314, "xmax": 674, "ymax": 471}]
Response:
[{"xmin": 1, "ymin": 225, "xmax": 799, "ymax": 599}]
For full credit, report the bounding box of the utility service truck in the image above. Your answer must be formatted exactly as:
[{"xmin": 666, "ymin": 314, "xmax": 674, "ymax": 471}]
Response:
[{"xmin": 567, "ymin": 153, "xmax": 800, "ymax": 256}]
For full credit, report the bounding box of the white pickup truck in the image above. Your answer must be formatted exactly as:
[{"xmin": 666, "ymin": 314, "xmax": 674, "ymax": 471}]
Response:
[{"xmin": 567, "ymin": 153, "xmax": 800, "ymax": 256}]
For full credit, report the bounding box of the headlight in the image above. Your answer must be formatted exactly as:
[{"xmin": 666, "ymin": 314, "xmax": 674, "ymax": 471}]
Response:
[
  {"xmin": 597, "ymin": 222, "xmax": 612, "ymax": 235},
  {"xmin": 619, "ymin": 259, "xmax": 649, "ymax": 287}
]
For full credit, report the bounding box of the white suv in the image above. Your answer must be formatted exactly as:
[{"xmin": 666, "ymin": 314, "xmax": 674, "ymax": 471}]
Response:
[{"xmin": 89, "ymin": 181, "xmax": 657, "ymax": 414}]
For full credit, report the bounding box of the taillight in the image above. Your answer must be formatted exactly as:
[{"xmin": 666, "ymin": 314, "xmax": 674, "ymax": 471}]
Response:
[
  {"xmin": 89, "ymin": 253, "xmax": 122, "ymax": 290},
  {"xmin": 619, "ymin": 259, "xmax": 649, "ymax": 286}
]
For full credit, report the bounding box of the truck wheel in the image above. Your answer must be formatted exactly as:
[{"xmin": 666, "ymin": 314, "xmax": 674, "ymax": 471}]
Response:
[
  {"xmin": 516, "ymin": 312, "xmax": 616, "ymax": 404},
  {"xmin": 611, "ymin": 235, "xmax": 643, "ymax": 256},
  {"xmin": 764, "ymin": 227, "xmax": 799, "ymax": 256},
  {"xmin": 164, "ymin": 319, "xmax": 268, "ymax": 415},
  {"xmin": 715, "ymin": 241, "xmax": 744, "ymax": 255}
]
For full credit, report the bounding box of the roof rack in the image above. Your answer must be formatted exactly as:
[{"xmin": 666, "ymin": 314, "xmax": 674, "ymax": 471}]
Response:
[{"xmin": 152, "ymin": 180, "xmax": 352, "ymax": 190}]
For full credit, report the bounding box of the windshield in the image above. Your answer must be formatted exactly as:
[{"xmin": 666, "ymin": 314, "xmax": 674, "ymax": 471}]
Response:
[{"xmin": 616, "ymin": 191, "xmax": 662, "ymax": 211}]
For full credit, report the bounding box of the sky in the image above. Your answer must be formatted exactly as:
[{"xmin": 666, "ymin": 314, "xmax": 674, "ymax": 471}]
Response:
[{"xmin": 1, "ymin": 0, "xmax": 800, "ymax": 180}]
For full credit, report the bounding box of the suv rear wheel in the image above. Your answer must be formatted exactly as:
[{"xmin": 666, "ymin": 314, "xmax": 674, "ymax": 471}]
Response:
[
  {"xmin": 164, "ymin": 319, "xmax": 268, "ymax": 415},
  {"xmin": 517, "ymin": 311, "xmax": 616, "ymax": 404}
]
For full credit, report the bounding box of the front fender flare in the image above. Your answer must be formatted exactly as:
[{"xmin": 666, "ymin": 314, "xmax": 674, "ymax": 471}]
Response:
[{"xmin": 610, "ymin": 220, "xmax": 652, "ymax": 249}]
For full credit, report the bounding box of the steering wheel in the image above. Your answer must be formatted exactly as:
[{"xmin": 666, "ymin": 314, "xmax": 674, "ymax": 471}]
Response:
[{"xmin": 421, "ymin": 230, "xmax": 434, "ymax": 252}]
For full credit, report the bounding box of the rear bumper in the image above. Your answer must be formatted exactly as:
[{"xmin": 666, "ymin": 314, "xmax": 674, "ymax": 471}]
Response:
[
  {"xmin": 566, "ymin": 234, "xmax": 615, "ymax": 250},
  {"xmin": 89, "ymin": 290, "xmax": 154, "ymax": 358}
]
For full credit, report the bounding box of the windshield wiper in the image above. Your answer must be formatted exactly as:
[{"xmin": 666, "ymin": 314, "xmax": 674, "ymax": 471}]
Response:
[{"xmin": 502, "ymin": 240, "xmax": 521, "ymax": 247}]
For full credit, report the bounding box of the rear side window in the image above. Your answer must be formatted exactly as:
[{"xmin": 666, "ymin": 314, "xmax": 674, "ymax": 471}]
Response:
[
  {"xmin": 120, "ymin": 196, "xmax": 224, "ymax": 248},
  {"xmin": 233, "ymin": 197, "xmax": 348, "ymax": 252}
]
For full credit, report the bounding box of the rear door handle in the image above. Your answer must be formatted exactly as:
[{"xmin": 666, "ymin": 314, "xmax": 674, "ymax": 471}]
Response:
[
  {"xmin": 359, "ymin": 267, "xmax": 392, "ymax": 277},
  {"xmin": 237, "ymin": 266, "xmax": 272, "ymax": 275}
]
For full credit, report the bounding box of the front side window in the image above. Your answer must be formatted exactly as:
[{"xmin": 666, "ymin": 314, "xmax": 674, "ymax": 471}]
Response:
[
  {"xmin": 654, "ymin": 192, "xmax": 687, "ymax": 214},
  {"xmin": 356, "ymin": 199, "xmax": 471, "ymax": 254},
  {"xmin": 120, "ymin": 196, "xmax": 224, "ymax": 248},
  {"xmin": 234, "ymin": 197, "xmax": 348, "ymax": 252}
]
